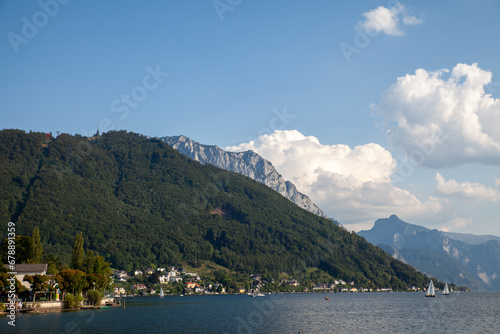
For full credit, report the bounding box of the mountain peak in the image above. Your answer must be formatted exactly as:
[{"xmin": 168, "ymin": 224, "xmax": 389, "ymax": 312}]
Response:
[
  {"xmin": 359, "ymin": 216, "xmax": 500, "ymax": 291},
  {"xmin": 161, "ymin": 135, "xmax": 338, "ymax": 224}
]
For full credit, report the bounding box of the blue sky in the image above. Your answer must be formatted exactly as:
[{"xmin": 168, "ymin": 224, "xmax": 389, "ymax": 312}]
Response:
[{"xmin": 1, "ymin": 1, "xmax": 499, "ymax": 235}]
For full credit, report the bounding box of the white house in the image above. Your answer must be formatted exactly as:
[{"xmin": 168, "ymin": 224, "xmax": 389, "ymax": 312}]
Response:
[{"xmin": 4, "ymin": 264, "xmax": 48, "ymax": 289}]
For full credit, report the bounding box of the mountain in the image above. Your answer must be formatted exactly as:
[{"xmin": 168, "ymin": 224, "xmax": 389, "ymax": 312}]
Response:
[
  {"xmin": 161, "ymin": 135, "xmax": 340, "ymax": 225},
  {"xmin": 0, "ymin": 130, "xmax": 429, "ymax": 290},
  {"xmin": 442, "ymin": 232, "xmax": 500, "ymax": 245},
  {"xmin": 359, "ymin": 215, "xmax": 500, "ymax": 291}
]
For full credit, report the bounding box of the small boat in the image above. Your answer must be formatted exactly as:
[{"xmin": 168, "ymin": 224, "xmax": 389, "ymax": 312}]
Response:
[
  {"xmin": 250, "ymin": 293, "xmax": 265, "ymax": 297},
  {"xmin": 442, "ymin": 283, "xmax": 450, "ymax": 295},
  {"xmin": 325, "ymin": 297, "xmax": 330, "ymax": 300},
  {"xmin": 160, "ymin": 287, "xmax": 164, "ymax": 298},
  {"xmin": 425, "ymin": 280, "xmax": 437, "ymax": 297}
]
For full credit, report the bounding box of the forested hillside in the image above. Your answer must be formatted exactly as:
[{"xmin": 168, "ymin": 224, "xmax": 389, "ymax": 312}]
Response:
[{"xmin": 0, "ymin": 130, "xmax": 429, "ymax": 289}]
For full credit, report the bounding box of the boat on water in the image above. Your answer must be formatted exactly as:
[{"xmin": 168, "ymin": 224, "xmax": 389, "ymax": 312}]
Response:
[
  {"xmin": 250, "ymin": 292, "xmax": 265, "ymax": 297},
  {"xmin": 442, "ymin": 283, "xmax": 450, "ymax": 295},
  {"xmin": 160, "ymin": 287, "xmax": 164, "ymax": 298},
  {"xmin": 325, "ymin": 297, "xmax": 330, "ymax": 300},
  {"xmin": 425, "ymin": 280, "xmax": 437, "ymax": 297}
]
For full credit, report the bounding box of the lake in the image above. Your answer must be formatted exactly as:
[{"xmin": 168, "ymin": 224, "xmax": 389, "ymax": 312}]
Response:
[{"xmin": 2, "ymin": 292, "xmax": 499, "ymax": 333}]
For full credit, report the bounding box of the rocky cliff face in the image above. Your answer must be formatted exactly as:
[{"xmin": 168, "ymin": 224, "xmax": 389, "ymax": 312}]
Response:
[
  {"xmin": 359, "ymin": 215, "xmax": 500, "ymax": 291},
  {"xmin": 162, "ymin": 135, "xmax": 339, "ymax": 225}
]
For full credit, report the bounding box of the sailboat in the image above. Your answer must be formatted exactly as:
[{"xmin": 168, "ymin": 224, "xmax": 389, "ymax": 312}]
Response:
[
  {"xmin": 425, "ymin": 280, "xmax": 437, "ymax": 297},
  {"xmin": 442, "ymin": 283, "xmax": 450, "ymax": 295},
  {"xmin": 160, "ymin": 287, "xmax": 164, "ymax": 298}
]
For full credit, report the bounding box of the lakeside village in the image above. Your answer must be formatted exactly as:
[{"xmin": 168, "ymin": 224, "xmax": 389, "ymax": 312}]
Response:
[
  {"xmin": 110, "ymin": 266, "xmax": 409, "ymax": 297},
  {"xmin": 2, "ymin": 228, "xmax": 468, "ymax": 317},
  {"xmin": 1, "ymin": 261, "xmax": 433, "ymax": 315}
]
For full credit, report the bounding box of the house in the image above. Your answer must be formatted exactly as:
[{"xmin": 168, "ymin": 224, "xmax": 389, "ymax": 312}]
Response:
[
  {"xmin": 114, "ymin": 287, "xmax": 126, "ymax": 295},
  {"xmin": 313, "ymin": 283, "xmax": 332, "ymax": 291},
  {"xmin": 134, "ymin": 270, "xmax": 143, "ymax": 276},
  {"xmin": 4, "ymin": 263, "xmax": 48, "ymax": 289},
  {"xmin": 250, "ymin": 274, "xmax": 261, "ymax": 281},
  {"xmin": 157, "ymin": 267, "xmax": 166, "ymax": 272},
  {"xmin": 251, "ymin": 280, "xmax": 264, "ymax": 290},
  {"xmin": 114, "ymin": 270, "xmax": 128, "ymax": 282},
  {"xmin": 186, "ymin": 282, "xmax": 197, "ymax": 289},
  {"xmin": 214, "ymin": 283, "xmax": 226, "ymax": 294},
  {"xmin": 145, "ymin": 268, "xmax": 155, "ymax": 275},
  {"xmin": 288, "ymin": 279, "xmax": 300, "ymax": 286},
  {"xmin": 169, "ymin": 276, "xmax": 183, "ymax": 283},
  {"xmin": 132, "ymin": 284, "xmax": 147, "ymax": 290},
  {"xmin": 186, "ymin": 272, "xmax": 200, "ymax": 281},
  {"xmin": 238, "ymin": 287, "xmax": 246, "ymax": 294}
]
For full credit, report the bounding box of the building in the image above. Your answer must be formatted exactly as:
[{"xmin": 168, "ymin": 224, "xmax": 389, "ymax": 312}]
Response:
[
  {"xmin": 114, "ymin": 270, "xmax": 128, "ymax": 282},
  {"xmin": 114, "ymin": 287, "xmax": 126, "ymax": 295},
  {"xmin": 4, "ymin": 264, "xmax": 48, "ymax": 289},
  {"xmin": 132, "ymin": 284, "xmax": 147, "ymax": 290}
]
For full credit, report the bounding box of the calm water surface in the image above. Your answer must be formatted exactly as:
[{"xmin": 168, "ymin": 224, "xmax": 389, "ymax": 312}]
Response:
[{"xmin": 2, "ymin": 292, "xmax": 499, "ymax": 333}]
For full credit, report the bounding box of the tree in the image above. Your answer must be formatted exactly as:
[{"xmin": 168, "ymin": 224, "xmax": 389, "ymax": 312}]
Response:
[
  {"xmin": 55, "ymin": 269, "xmax": 87, "ymax": 294},
  {"xmin": 71, "ymin": 233, "xmax": 85, "ymax": 270},
  {"xmin": 86, "ymin": 290, "xmax": 103, "ymax": 306},
  {"xmin": 44, "ymin": 254, "xmax": 62, "ymax": 275},
  {"xmin": 83, "ymin": 251, "xmax": 111, "ymax": 291},
  {"xmin": 23, "ymin": 274, "xmax": 51, "ymax": 300},
  {"xmin": 0, "ymin": 273, "xmax": 25, "ymax": 294},
  {"xmin": 1, "ymin": 235, "xmax": 31, "ymax": 264},
  {"xmin": 28, "ymin": 226, "xmax": 43, "ymax": 263}
]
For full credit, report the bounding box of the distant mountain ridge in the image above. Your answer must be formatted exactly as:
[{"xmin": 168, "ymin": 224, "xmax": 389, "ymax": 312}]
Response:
[
  {"xmin": 359, "ymin": 215, "xmax": 500, "ymax": 291},
  {"xmin": 162, "ymin": 135, "xmax": 340, "ymax": 225}
]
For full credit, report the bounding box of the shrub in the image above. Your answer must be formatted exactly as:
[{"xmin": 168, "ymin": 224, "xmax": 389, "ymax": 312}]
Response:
[
  {"xmin": 64, "ymin": 293, "xmax": 83, "ymax": 309},
  {"xmin": 87, "ymin": 290, "xmax": 103, "ymax": 306}
]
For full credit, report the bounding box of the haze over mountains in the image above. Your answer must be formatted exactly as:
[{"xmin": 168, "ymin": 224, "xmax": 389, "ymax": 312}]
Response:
[
  {"xmin": 162, "ymin": 135, "xmax": 341, "ymax": 226},
  {"xmin": 359, "ymin": 215, "xmax": 500, "ymax": 291}
]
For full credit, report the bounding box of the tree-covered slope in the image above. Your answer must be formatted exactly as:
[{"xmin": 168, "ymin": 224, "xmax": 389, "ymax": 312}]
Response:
[{"xmin": 0, "ymin": 130, "xmax": 429, "ymax": 289}]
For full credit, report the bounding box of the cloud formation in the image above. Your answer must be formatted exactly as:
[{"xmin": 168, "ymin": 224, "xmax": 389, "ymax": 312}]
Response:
[
  {"xmin": 357, "ymin": 3, "xmax": 422, "ymax": 36},
  {"xmin": 436, "ymin": 173, "xmax": 500, "ymax": 202},
  {"xmin": 226, "ymin": 130, "xmax": 442, "ymax": 229},
  {"xmin": 372, "ymin": 63, "xmax": 500, "ymax": 168}
]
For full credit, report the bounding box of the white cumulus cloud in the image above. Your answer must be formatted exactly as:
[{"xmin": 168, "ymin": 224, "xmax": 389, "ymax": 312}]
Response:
[
  {"xmin": 357, "ymin": 3, "xmax": 422, "ymax": 36},
  {"xmin": 372, "ymin": 63, "xmax": 500, "ymax": 168},
  {"xmin": 440, "ymin": 217, "xmax": 473, "ymax": 232},
  {"xmin": 436, "ymin": 173, "xmax": 500, "ymax": 202},
  {"xmin": 226, "ymin": 130, "xmax": 443, "ymax": 228}
]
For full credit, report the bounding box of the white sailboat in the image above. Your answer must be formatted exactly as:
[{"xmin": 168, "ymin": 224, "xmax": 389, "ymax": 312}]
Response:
[
  {"xmin": 442, "ymin": 283, "xmax": 450, "ymax": 295},
  {"xmin": 425, "ymin": 280, "xmax": 437, "ymax": 297},
  {"xmin": 160, "ymin": 287, "xmax": 164, "ymax": 298}
]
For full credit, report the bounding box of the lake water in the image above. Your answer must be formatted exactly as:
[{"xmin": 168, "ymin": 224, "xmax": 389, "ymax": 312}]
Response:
[{"xmin": 2, "ymin": 292, "xmax": 499, "ymax": 333}]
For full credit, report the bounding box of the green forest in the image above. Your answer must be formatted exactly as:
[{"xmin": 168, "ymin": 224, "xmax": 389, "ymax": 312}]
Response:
[{"xmin": 0, "ymin": 130, "xmax": 430, "ymax": 290}]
